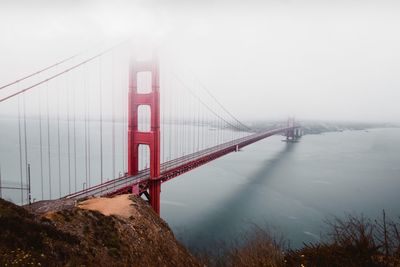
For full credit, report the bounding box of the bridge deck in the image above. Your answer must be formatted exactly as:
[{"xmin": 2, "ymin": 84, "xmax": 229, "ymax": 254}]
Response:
[{"xmin": 64, "ymin": 126, "xmax": 298, "ymax": 200}]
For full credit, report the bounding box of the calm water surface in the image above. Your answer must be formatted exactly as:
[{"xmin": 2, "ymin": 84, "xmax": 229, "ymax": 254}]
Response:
[{"xmin": 161, "ymin": 128, "xmax": 400, "ymax": 249}]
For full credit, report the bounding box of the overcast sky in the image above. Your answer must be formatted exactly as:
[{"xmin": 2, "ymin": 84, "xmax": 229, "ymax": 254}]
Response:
[{"xmin": 1, "ymin": 0, "xmax": 400, "ymax": 123}]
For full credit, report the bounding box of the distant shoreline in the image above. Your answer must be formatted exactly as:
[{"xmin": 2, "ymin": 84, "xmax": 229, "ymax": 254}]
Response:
[
  {"xmin": 250, "ymin": 120, "xmax": 398, "ymax": 136},
  {"xmin": 302, "ymin": 125, "xmax": 399, "ymax": 135}
]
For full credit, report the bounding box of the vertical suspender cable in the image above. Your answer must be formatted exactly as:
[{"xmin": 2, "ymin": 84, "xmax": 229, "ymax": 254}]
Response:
[
  {"xmin": 168, "ymin": 75, "xmax": 172, "ymax": 161},
  {"xmin": 99, "ymin": 57, "xmax": 104, "ymax": 183},
  {"xmin": 201, "ymin": 99, "xmax": 204, "ymax": 149},
  {"xmin": 215, "ymin": 105, "xmax": 218, "ymax": 146},
  {"xmin": 177, "ymin": 79, "xmax": 180, "ymax": 158},
  {"xmin": 73, "ymin": 73, "xmax": 77, "ymax": 191},
  {"xmin": 57, "ymin": 81, "xmax": 61, "ymax": 197},
  {"xmin": 218, "ymin": 112, "xmax": 220, "ymax": 145},
  {"xmin": 182, "ymin": 85, "xmax": 185, "ymax": 157},
  {"xmin": 192, "ymin": 81, "xmax": 195, "ymax": 154},
  {"xmin": 202, "ymin": 92, "xmax": 204, "ymax": 147},
  {"xmin": 174, "ymin": 79, "xmax": 177, "ymax": 159},
  {"xmin": 67, "ymin": 75, "xmax": 71, "ymax": 194},
  {"xmin": 189, "ymin": 81, "xmax": 192, "ymax": 155},
  {"xmin": 84, "ymin": 67, "xmax": 88, "ymax": 189},
  {"xmin": 183, "ymin": 86, "xmax": 186, "ymax": 156},
  {"xmin": 46, "ymin": 83, "xmax": 52, "ymax": 199},
  {"xmin": 197, "ymin": 84, "xmax": 200, "ymax": 152},
  {"xmin": 179, "ymin": 82, "xmax": 182, "ymax": 157},
  {"xmin": 205, "ymin": 104, "xmax": 207, "ymax": 149},
  {"xmin": 177, "ymin": 79, "xmax": 180, "ymax": 157},
  {"xmin": 23, "ymin": 93, "xmax": 28, "ymax": 203},
  {"xmin": 18, "ymin": 97, "xmax": 23, "ymax": 204},
  {"xmin": 192, "ymin": 82, "xmax": 195, "ymax": 153},
  {"xmin": 38, "ymin": 86, "xmax": 44, "ymax": 200},
  {"xmin": 112, "ymin": 52, "xmax": 116, "ymax": 180},
  {"xmin": 184, "ymin": 86, "xmax": 186, "ymax": 156},
  {"xmin": 87, "ymin": 67, "xmax": 91, "ymax": 187},
  {"xmin": 217, "ymin": 112, "xmax": 219, "ymax": 146},
  {"xmin": 173, "ymin": 75, "xmax": 176, "ymax": 160},
  {"xmin": 162, "ymin": 76, "xmax": 165, "ymax": 164},
  {"xmin": 122, "ymin": 63, "xmax": 126, "ymax": 174},
  {"xmin": 120, "ymin": 56, "xmax": 124, "ymax": 175},
  {"xmin": 189, "ymin": 84, "xmax": 192, "ymax": 155},
  {"xmin": 213, "ymin": 104, "xmax": 215, "ymax": 147}
]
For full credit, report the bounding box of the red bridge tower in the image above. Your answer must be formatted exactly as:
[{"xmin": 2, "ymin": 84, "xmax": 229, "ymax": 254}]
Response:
[{"xmin": 128, "ymin": 56, "xmax": 161, "ymax": 215}]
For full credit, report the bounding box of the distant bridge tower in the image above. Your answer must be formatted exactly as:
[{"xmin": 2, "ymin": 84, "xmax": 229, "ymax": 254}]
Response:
[
  {"xmin": 128, "ymin": 55, "xmax": 161, "ymax": 215},
  {"xmin": 286, "ymin": 117, "xmax": 301, "ymax": 141}
]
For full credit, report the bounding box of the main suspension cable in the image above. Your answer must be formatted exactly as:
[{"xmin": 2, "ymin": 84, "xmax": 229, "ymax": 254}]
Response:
[{"xmin": 0, "ymin": 41, "xmax": 128, "ymax": 103}]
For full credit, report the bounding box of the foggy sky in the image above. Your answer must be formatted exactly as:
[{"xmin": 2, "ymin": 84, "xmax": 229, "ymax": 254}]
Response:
[{"xmin": 1, "ymin": 0, "xmax": 400, "ymax": 123}]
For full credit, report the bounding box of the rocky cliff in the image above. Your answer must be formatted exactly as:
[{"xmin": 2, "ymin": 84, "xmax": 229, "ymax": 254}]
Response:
[{"xmin": 0, "ymin": 195, "xmax": 201, "ymax": 267}]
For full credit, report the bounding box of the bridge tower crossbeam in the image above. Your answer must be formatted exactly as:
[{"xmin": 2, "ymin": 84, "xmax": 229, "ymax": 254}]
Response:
[{"xmin": 128, "ymin": 56, "xmax": 161, "ymax": 215}]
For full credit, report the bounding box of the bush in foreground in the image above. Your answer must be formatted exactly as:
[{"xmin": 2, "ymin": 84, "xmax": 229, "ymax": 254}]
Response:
[
  {"xmin": 286, "ymin": 212, "xmax": 400, "ymax": 267},
  {"xmin": 199, "ymin": 211, "xmax": 400, "ymax": 267}
]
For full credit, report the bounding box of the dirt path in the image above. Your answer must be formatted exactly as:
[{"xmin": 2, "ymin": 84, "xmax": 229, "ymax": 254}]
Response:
[{"xmin": 78, "ymin": 194, "xmax": 137, "ymax": 218}]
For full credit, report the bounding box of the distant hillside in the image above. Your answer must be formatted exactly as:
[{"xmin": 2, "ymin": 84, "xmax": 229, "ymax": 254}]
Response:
[{"xmin": 249, "ymin": 120, "xmax": 396, "ymax": 135}]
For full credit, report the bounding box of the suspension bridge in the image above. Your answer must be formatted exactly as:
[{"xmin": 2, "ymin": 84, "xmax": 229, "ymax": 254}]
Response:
[{"xmin": 0, "ymin": 41, "xmax": 301, "ymax": 215}]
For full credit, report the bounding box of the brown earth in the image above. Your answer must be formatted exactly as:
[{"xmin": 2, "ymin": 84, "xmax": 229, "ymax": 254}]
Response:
[
  {"xmin": 0, "ymin": 195, "xmax": 201, "ymax": 267},
  {"xmin": 78, "ymin": 194, "xmax": 139, "ymax": 218}
]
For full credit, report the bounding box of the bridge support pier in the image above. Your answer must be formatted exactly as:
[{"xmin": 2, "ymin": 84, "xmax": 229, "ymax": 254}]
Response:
[
  {"xmin": 128, "ymin": 53, "xmax": 161, "ymax": 215},
  {"xmin": 295, "ymin": 128, "xmax": 302, "ymax": 138},
  {"xmin": 285, "ymin": 117, "xmax": 302, "ymax": 142},
  {"xmin": 149, "ymin": 180, "xmax": 161, "ymax": 214}
]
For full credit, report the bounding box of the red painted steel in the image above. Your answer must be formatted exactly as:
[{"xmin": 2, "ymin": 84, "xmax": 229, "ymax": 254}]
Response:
[
  {"xmin": 64, "ymin": 126, "xmax": 300, "ymax": 202},
  {"xmin": 63, "ymin": 54, "xmax": 301, "ymax": 216},
  {"xmin": 128, "ymin": 55, "xmax": 161, "ymax": 214}
]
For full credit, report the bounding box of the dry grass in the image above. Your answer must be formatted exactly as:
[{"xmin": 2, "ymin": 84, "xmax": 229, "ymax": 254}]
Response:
[
  {"xmin": 198, "ymin": 211, "xmax": 400, "ymax": 267},
  {"xmin": 286, "ymin": 211, "xmax": 400, "ymax": 267},
  {"xmin": 195, "ymin": 225, "xmax": 285, "ymax": 267},
  {"xmin": 225, "ymin": 227, "xmax": 285, "ymax": 267}
]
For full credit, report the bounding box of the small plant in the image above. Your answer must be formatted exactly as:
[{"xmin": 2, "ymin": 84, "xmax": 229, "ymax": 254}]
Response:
[
  {"xmin": 197, "ymin": 212, "xmax": 400, "ymax": 267},
  {"xmin": 285, "ymin": 211, "xmax": 400, "ymax": 267}
]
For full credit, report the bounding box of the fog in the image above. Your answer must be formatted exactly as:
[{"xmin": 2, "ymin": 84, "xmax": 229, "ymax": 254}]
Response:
[{"xmin": 1, "ymin": 0, "xmax": 400, "ymax": 123}]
